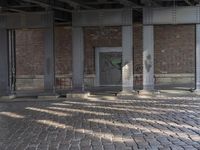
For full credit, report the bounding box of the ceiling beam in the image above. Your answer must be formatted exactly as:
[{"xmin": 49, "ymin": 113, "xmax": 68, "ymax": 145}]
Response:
[
  {"xmin": 85, "ymin": 1, "xmax": 117, "ymax": 5},
  {"xmin": 116, "ymin": 0, "xmax": 140, "ymax": 7},
  {"xmin": 10, "ymin": 4, "xmax": 38, "ymax": 8},
  {"xmin": 161, "ymin": 0, "xmax": 184, "ymax": 2},
  {"xmin": 194, "ymin": 0, "xmax": 200, "ymax": 4},
  {"xmin": 151, "ymin": 0, "xmax": 161, "ymax": 6},
  {"xmin": 141, "ymin": 0, "xmax": 161, "ymax": 6},
  {"xmin": 58, "ymin": 0, "xmax": 93, "ymax": 9},
  {"xmin": 2, "ymin": 7, "xmax": 68, "ymax": 21},
  {"xmin": 184, "ymin": 0, "xmax": 193, "ymax": 5},
  {"xmin": 21, "ymin": 0, "xmax": 72, "ymax": 12},
  {"xmin": 4, "ymin": 8, "xmax": 26, "ymax": 13}
]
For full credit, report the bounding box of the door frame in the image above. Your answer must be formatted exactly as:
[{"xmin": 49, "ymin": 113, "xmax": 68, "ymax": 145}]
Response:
[{"xmin": 95, "ymin": 47, "xmax": 122, "ymax": 86}]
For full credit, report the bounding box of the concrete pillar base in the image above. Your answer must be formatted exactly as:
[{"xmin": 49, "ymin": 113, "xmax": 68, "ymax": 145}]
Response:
[
  {"xmin": 0, "ymin": 95, "xmax": 16, "ymax": 100},
  {"xmin": 66, "ymin": 92, "xmax": 90, "ymax": 99},
  {"xmin": 117, "ymin": 90, "xmax": 138, "ymax": 99},
  {"xmin": 193, "ymin": 89, "xmax": 200, "ymax": 95}
]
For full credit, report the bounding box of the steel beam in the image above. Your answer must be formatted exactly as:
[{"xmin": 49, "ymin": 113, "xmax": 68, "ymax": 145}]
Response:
[
  {"xmin": 141, "ymin": 0, "xmax": 161, "ymax": 6},
  {"xmin": 5, "ymin": 8, "xmax": 26, "ymax": 13},
  {"xmin": 10, "ymin": 4, "xmax": 38, "ymax": 8},
  {"xmin": 184, "ymin": 0, "xmax": 193, "ymax": 5},
  {"xmin": 143, "ymin": 6, "xmax": 200, "ymax": 25},
  {"xmin": 116, "ymin": 0, "xmax": 140, "ymax": 7},
  {"xmin": 72, "ymin": 9, "xmax": 132, "ymax": 27},
  {"xmin": 0, "ymin": 29, "xmax": 9, "ymax": 96},
  {"xmin": 21, "ymin": 0, "xmax": 72, "ymax": 12},
  {"xmin": 58, "ymin": 0, "xmax": 93, "ymax": 9},
  {"xmin": 0, "ymin": 12, "xmax": 54, "ymax": 29}
]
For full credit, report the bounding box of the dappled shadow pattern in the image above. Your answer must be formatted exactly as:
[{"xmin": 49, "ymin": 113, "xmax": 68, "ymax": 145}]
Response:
[{"xmin": 0, "ymin": 96, "xmax": 200, "ymax": 150}]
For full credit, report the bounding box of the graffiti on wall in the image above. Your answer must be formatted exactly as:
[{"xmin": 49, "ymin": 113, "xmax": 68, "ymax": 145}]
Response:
[{"xmin": 134, "ymin": 64, "xmax": 143, "ymax": 85}]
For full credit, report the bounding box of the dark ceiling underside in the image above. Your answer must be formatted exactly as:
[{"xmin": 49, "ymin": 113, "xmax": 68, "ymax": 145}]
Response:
[{"xmin": 0, "ymin": 0, "xmax": 199, "ymax": 23}]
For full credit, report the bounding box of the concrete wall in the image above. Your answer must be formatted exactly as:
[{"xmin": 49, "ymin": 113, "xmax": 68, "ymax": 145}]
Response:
[{"xmin": 15, "ymin": 24, "xmax": 195, "ymax": 90}]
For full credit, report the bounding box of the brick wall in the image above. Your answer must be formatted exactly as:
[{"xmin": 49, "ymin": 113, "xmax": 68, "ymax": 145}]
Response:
[
  {"xmin": 16, "ymin": 29, "xmax": 45, "ymax": 76},
  {"xmin": 133, "ymin": 24, "xmax": 143, "ymax": 74},
  {"xmin": 154, "ymin": 25, "xmax": 195, "ymax": 74},
  {"xmin": 15, "ymin": 27, "xmax": 73, "ymax": 76},
  {"xmin": 84, "ymin": 26, "xmax": 122, "ymax": 74},
  {"xmin": 15, "ymin": 29, "xmax": 45, "ymax": 90},
  {"xmin": 15, "ymin": 24, "xmax": 195, "ymax": 89},
  {"xmin": 84, "ymin": 25, "xmax": 143, "ymax": 74},
  {"xmin": 55, "ymin": 27, "xmax": 72, "ymax": 75}
]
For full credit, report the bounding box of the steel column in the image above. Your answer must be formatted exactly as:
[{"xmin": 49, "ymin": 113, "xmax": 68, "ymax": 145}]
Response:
[
  {"xmin": 72, "ymin": 27, "xmax": 84, "ymax": 91},
  {"xmin": 196, "ymin": 24, "xmax": 200, "ymax": 90},
  {"xmin": 8, "ymin": 30, "xmax": 16, "ymax": 94},
  {"xmin": 122, "ymin": 26, "xmax": 134, "ymax": 92},
  {"xmin": 143, "ymin": 25, "xmax": 154, "ymax": 91},
  {"xmin": 44, "ymin": 19, "xmax": 55, "ymax": 93},
  {"xmin": 0, "ymin": 29, "xmax": 9, "ymax": 96}
]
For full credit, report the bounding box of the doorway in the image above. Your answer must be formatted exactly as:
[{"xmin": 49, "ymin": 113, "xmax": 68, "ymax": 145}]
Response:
[{"xmin": 95, "ymin": 47, "xmax": 122, "ymax": 86}]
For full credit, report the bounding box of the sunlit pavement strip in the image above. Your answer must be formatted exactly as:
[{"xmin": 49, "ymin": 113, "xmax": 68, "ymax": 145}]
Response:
[{"xmin": 0, "ymin": 96, "xmax": 199, "ymax": 150}]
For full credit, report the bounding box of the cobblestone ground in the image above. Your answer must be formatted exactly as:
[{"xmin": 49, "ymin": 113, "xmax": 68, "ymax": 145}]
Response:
[{"xmin": 0, "ymin": 96, "xmax": 200, "ymax": 150}]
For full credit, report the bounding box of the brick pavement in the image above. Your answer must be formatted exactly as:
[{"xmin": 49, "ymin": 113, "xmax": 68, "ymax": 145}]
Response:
[{"xmin": 0, "ymin": 96, "xmax": 199, "ymax": 150}]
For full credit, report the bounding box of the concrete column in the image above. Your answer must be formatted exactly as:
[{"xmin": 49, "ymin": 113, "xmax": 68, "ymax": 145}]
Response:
[
  {"xmin": 0, "ymin": 29, "xmax": 9, "ymax": 96},
  {"xmin": 72, "ymin": 27, "xmax": 84, "ymax": 91},
  {"xmin": 44, "ymin": 24, "xmax": 55, "ymax": 93},
  {"xmin": 121, "ymin": 26, "xmax": 134, "ymax": 93},
  {"xmin": 196, "ymin": 24, "xmax": 200, "ymax": 91},
  {"xmin": 142, "ymin": 25, "xmax": 154, "ymax": 92}
]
